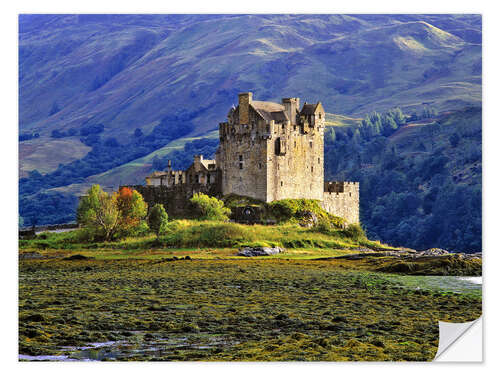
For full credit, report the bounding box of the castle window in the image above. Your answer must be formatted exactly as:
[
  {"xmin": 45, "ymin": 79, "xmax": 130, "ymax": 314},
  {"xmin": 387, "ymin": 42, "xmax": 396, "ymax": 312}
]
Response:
[
  {"xmin": 239, "ymin": 155, "xmax": 243, "ymax": 161},
  {"xmin": 282, "ymin": 124, "xmax": 285, "ymax": 130},
  {"xmin": 207, "ymin": 174, "xmax": 211, "ymax": 184},
  {"xmin": 195, "ymin": 175, "xmax": 199, "ymax": 183},
  {"xmin": 266, "ymin": 125, "xmax": 270, "ymax": 133},
  {"xmin": 258, "ymin": 163, "xmax": 262, "ymax": 169},
  {"xmin": 311, "ymin": 166, "xmax": 314, "ymax": 172},
  {"xmin": 294, "ymin": 141, "xmax": 296, "ymax": 148},
  {"xmin": 318, "ymin": 157, "xmax": 320, "ymax": 164},
  {"xmin": 310, "ymin": 141, "xmax": 313, "ymax": 148},
  {"xmin": 350, "ymin": 192, "xmax": 352, "ymax": 197},
  {"xmin": 239, "ymin": 162, "xmax": 243, "ymax": 169},
  {"xmin": 319, "ymin": 113, "xmax": 322, "ymax": 119},
  {"xmin": 294, "ymin": 125, "xmax": 296, "ymax": 131},
  {"xmin": 280, "ymin": 181, "xmax": 283, "ymax": 186}
]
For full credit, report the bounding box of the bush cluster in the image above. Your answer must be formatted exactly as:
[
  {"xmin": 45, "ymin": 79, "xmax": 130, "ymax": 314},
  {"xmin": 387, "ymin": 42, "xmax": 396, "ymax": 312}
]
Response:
[{"xmin": 189, "ymin": 193, "xmax": 231, "ymax": 221}]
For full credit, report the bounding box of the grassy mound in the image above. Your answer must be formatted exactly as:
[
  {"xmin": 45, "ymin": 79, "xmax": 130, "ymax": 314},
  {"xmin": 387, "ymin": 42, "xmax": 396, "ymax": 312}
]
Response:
[
  {"xmin": 224, "ymin": 195, "xmax": 345, "ymax": 227},
  {"xmin": 19, "ymin": 220, "xmax": 380, "ymax": 252}
]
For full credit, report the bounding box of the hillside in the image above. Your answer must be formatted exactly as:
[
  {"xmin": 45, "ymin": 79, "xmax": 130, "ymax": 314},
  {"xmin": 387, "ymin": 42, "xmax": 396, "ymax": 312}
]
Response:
[
  {"xmin": 324, "ymin": 107, "xmax": 482, "ymax": 252},
  {"xmin": 19, "ymin": 14, "xmax": 481, "ymax": 175}
]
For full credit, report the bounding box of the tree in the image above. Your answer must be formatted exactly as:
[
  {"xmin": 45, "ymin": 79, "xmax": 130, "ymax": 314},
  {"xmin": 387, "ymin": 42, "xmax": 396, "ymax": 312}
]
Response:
[
  {"xmin": 190, "ymin": 193, "xmax": 231, "ymax": 221},
  {"xmin": 77, "ymin": 184, "xmax": 120, "ymax": 241},
  {"xmin": 77, "ymin": 185, "xmax": 147, "ymax": 241},
  {"xmin": 115, "ymin": 187, "xmax": 148, "ymax": 234},
  {"xmin": 134, "ymin": 128, "xmax": 143, "ymax": 138},
  {"xmin": 148, "ymin": 204, "xmax": 168, "ymax": 238},
  {"xmin": 449, "ymin": 133, "xmax": 460, "ymax": 148},
  {"xmin": 104, "ymin": 137, "xmax": 120, "ymax": 148}
]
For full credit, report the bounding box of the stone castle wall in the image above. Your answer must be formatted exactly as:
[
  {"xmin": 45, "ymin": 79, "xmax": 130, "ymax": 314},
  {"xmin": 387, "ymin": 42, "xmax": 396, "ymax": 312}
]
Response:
[
  {"xmin": 219, "ymin": 94, "xmax": 326, "ymax": 203},
  {"xmin": 218, "ymin": 107, "xmax": 269, "ymax": 201},
  {"xmin": 321, "ymin": 182, "xmax": 360, "ymax": 224},
  {"xmin": 266, "ymin": 118, "xmax": 324, "ymax": 202},
  {"xmin": 125, "ymin": 182, "xmax": 221, "ymax": 218}
]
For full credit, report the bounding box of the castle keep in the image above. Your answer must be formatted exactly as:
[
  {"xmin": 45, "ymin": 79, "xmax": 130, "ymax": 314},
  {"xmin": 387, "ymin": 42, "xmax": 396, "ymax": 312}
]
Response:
[{"xmin": 131, "ymin": 92, "xmax": 359, "ymax": 224}]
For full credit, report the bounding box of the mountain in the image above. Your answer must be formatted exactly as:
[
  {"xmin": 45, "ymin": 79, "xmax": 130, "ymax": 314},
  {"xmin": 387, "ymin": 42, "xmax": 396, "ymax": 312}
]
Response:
[{"xmin": 19, "ymin": 14, "xmax": 481, "ymax": 175}]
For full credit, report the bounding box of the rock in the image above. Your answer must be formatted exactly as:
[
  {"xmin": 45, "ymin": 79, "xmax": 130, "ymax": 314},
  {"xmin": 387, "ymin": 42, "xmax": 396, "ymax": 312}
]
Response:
[
  {"xmin": 237, "ymin": 246, "xmax": 285, "ymax": 257},
  {"xmin": 298, "ymin": 211, "xmax": 318, "ymax": 228},
  {"xmin": 419, "ymin": 248, "xmax": 450, "ymax": 256},
  {"xmin": 19, "ymin": 251, "xmax": 44, "ymax": 260}
]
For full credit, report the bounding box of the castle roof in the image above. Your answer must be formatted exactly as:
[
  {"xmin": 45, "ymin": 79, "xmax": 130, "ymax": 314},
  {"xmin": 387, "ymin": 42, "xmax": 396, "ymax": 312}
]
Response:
[
  {"xmin": 200, "ymin": 158, "xmax": 217, "ymax": 170},
  {"xmin": 148, "ymin": 171, "xmax": 168, "ymax": 178},
  {"xmin": 300, "ymin": 103, "xmax": 319, "ymax": 115},
  {"xmin": 250, "ymin": 101, "xmax": 289, "ymax": 123}
]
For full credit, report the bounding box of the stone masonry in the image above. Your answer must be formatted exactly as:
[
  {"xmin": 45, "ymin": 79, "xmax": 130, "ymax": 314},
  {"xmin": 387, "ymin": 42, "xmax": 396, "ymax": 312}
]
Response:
[{"xmin": 130, "ymin": 92, "xmax": 360, "ymax": 224}]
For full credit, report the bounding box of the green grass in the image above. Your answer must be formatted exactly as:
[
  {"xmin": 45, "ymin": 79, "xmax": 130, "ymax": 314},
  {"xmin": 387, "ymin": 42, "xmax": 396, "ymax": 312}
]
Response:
[
  {"xmin": 20, "ymin": 220, "xmax": 380, "ymax": 254},
  {"xmin": 20, "ymin": 220, "xmax": 481, "ymax": 276}
]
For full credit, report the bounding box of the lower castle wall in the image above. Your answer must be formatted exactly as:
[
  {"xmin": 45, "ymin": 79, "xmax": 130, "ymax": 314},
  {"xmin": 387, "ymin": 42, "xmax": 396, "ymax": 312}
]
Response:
[
  {"xmin": 321, "ymin": 183, "xmax": 359, "ymax": 224},
  {"xmin": 125, "ymin": 179, "xmax": 360, "ymax": 225},
  {"xmin": 124, "ymin": 183, "xmax": 221, "ymax": 218}
]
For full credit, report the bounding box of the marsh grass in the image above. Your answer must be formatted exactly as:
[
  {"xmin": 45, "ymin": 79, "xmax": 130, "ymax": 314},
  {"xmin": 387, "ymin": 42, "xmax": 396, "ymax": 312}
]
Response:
[{"xmin": 18, "ymin": 259, "xmax": 482, "ymax": 361}]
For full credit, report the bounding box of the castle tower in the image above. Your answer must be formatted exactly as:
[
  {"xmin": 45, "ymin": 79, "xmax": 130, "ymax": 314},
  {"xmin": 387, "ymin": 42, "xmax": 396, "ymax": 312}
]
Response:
[{"xmin": 217, "ymin": 92, "xmax": 326, "ymax": 202}]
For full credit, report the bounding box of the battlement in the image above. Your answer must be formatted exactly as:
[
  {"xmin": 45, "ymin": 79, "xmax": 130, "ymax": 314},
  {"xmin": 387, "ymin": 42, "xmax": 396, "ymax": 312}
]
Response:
[{"xmin": 324, "ymin": 181, "xmax": 360, "ymax": 194}]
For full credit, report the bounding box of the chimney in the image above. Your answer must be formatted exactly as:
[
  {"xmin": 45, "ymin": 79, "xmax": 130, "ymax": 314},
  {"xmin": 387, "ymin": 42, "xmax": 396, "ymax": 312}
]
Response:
[
  {"xmin": 238, "ymin": 92, "xmax": 253, "ymax": 125},
  {"xmin": 282, "ymin": 97, "xmax": 300, "ymax": 125}
]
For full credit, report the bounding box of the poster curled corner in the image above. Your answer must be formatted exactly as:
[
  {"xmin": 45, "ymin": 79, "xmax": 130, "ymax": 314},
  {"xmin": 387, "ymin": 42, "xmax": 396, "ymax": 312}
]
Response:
[{"xmin": 434, "ymin": 316, "xmax": 482, "ymax": 362}]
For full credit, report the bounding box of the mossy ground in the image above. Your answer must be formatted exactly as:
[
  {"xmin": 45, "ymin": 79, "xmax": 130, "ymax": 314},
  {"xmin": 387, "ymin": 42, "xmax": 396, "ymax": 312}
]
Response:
[{"xmin": 19, "ymin": 258, "xmax": 481, "ymax": 361}]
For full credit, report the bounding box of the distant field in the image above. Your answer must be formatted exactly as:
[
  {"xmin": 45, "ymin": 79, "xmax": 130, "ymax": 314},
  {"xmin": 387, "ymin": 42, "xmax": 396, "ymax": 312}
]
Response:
[
  {"xmin": 324, "ymin": 113, "xmax": 362, "ymax": 128},
  {"xmin": 19, "ymin": 137, "xmax": 91, "ymax": 178}
]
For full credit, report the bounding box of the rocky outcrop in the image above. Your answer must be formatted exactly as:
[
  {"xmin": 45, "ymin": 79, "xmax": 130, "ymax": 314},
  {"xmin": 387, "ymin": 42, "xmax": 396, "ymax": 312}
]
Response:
[
  {"xmin": 237, "ymin": 246, "xmax": 285, "ymax": 257},
  {"xmin": 334, "ymin": 247, "xmax": 482, "ymax": 260}
]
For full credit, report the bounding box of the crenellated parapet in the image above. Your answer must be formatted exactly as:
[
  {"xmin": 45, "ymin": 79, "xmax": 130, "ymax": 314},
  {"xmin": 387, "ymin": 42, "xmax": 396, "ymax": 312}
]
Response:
[{"xmin": 322, "ymin": 181, "xmax": 360, "ymax": 224}]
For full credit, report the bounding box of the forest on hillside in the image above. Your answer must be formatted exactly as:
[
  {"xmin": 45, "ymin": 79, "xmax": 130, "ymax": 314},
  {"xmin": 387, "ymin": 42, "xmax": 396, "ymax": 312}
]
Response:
[{"xmin": 324, "ymin": 107, "xmax": 481, "ymax": 252}]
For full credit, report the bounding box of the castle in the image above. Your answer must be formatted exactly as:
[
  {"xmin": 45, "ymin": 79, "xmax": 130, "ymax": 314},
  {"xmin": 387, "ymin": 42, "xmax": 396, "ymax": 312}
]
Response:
[{"xmin": 130, "ymin": 92, "xmax": 359, "ymax": 224}]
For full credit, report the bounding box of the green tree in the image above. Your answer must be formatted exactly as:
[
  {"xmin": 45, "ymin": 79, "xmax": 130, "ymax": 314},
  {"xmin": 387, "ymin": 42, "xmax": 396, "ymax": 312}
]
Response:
[
  {"xmin": 449, "ymin": 133, "xmax": 460, "ymax": 148},
  {"xmin": 148, "ymin": 204, "xmax": 169, "ymax": 238},
  {"xmin": 190, "ymin": 193, "xmax": 231, "ymax": 221},
  {"xmin": 77, "ymin": 184, "xmax": 120, "ymax": 241},
  {"xmin": 77, "ymin": 185, "xmax": 148, "ymax": 241}
]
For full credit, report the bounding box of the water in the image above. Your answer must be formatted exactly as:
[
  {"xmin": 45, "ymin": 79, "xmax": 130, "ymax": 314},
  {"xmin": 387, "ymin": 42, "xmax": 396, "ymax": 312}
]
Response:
[
  {"xmin": 458, "ymin": 277, "xmax": 482, "ymax": 285},
  {"xmin": 391, "ymin": 275, "xmax": 482, "ymax": 295},
  {"xmin": 19, "ymin": 354, "xmax": 92, "ymax": 361}
]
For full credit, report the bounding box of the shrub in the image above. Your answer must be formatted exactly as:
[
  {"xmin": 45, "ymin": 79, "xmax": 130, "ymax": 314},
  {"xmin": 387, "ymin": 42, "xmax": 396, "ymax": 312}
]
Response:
[
  {"xmin": 148, "ymin": 204, "xmax": 168, "ymax": 238},
  {"xmin": 342, "ymin": 224, "xmax": 366, "ymax": 241},
  {"xmin": 189, "ymin": 193, "xmax": 231, "ymax": 221},
  {"xmin": 267, "ymin": 199, "xmax": 345, "ymax": 228}
]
